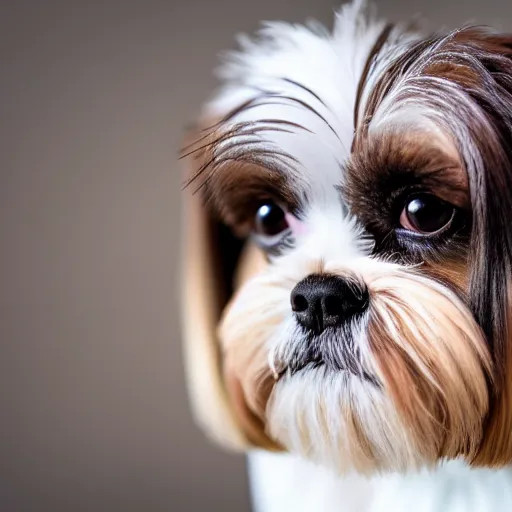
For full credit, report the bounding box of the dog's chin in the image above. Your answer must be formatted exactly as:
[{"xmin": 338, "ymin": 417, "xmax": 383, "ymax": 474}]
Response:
[{"xmin": 267, "ymin": 363, "xmax": 417, "ymax": 474}]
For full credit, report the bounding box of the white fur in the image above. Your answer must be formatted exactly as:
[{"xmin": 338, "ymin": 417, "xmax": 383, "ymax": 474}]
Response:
[
  {"xmin": 249, "ymin": 451, "xmax": 512, "ymax": 512},
  {"xmin": 205, "ymin": 0, "xmax": 397, "ymax": 205}
]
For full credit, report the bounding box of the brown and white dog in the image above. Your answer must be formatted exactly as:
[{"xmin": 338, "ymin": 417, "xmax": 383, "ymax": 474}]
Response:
[{"xmin": 181, "ymin": 1, "xmax": 512, "ymax": 510}]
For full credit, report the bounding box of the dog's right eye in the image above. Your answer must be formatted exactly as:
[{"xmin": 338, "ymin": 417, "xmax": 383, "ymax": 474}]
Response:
[
  {"xmin": 253, "ymin": 201, "xmax": 291, "ymax": 249},
  {"xmin": 255, "ymin": 202, "xmax": 288, "ymax": 235}
]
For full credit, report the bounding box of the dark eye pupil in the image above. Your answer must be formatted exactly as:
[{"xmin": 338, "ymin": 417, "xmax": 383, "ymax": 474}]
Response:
[
  {"xmin": 406, "ymin": 195, "xmax": 454, "ymax": 233},
  {"xmin": 255, "ymin": 202, "xmax": 288, "ymax": 236}
]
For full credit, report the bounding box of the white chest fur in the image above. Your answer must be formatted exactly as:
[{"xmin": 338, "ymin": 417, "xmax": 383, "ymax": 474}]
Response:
[{"xmin": 248, "ymin": 451, "xmax": 512, "ymax": 512}]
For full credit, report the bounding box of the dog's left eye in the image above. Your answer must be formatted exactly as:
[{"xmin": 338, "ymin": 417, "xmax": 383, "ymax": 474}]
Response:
[
  {"xmin": 400, "ymin": 194, "xmax": 456, "ymax": 234},
  {"xmin": 253, "ymin": 202, "xmax": 290, "ymax": 248}
]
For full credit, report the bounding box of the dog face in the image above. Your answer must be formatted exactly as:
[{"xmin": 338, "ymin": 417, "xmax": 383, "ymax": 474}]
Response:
[{"xmin": 181, "ymin": 2, "xmax": 512, "ymax": 473}]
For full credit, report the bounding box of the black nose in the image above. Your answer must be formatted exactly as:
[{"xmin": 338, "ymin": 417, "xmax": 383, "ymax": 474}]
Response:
[{"xmin": 290, "ymin": 274, "xmax": 369, "ymax": 334}]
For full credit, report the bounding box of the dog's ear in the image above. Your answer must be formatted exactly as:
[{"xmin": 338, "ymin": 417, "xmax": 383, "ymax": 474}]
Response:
[
  {"xmin": 180, "ymin": 114, "xmax": 279, "ymax": 451},
  {"xmin": 180, "ymin": 118, "xmax": 248, "ymax": 450},
  {"xmin": 450, "ymin": 30, "xmax": 512, "ymax": 467}
]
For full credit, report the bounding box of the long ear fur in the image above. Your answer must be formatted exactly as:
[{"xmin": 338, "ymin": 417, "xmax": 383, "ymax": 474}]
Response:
[
  {"xmin": 359, "ymin": 26, "xmax": 512, "ymax": 466},
  {"xmin": 181, "ymin": 119, "xmax": 280, "ymax": 451},
  {"xmin": 180, "ymin": 121, "xmax": 248, "ymax": 450},
  {"xmin": 460, "ymin": 30, "xmax": 512, "ymax": 466}
]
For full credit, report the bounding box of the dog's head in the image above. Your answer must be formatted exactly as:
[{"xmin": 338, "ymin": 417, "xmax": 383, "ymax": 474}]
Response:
[{"xmin": 180, "ymin": 1, "xmax": 512, "ymax": 474}]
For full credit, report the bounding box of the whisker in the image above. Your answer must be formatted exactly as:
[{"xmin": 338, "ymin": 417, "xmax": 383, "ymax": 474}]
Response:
[
  {"xmin": 189, "ymin": 149, "xmax": 298, "ymax": 194},
  {"xmin": 184, "ymin": 89, "xmax": 339, "ymax": 151},
  {"xmin": 180, "ymin": 115, "xmax": 311, "ymax": 157},
  {"xmin": 267, "ymin": 93, "xmax": 342, "ymax": 143},
  {"xmin": 256, "ymin": 118, "xmax": 313, "ymax": 133},
  {"xmin": 180, "ymin": 94, "xmax": 272, "ymax": 151},
  {"xmin": 281, "ymin": 77, "xmax": 328, "ymax": 108},
  {"xmin": 180, "ymin": 123, "xmax": 296, "ymax": 160}
]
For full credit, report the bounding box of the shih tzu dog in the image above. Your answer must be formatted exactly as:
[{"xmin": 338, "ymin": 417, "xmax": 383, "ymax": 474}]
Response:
[{"xmin": 180, "ymin": 1, "xmax": 512, "ymax": 510}]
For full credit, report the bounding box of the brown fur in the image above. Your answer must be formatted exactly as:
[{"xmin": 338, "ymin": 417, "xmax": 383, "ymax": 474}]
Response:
[{"xmin": 367, "ymin": 270, "xmax": 492, "ymax": 462}]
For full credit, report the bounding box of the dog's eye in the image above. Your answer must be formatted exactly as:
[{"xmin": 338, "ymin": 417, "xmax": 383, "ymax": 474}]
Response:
[
  {"xmin": 253, "ymin": 202, "xmax": 290, "ymax": 248},
  {"xmin": 400, "ymin": 194, "xmax": 456, "ymax": 234},
  {"xmin": 255, "ymin": 202, "xmax": 288, "ymax": 236}
]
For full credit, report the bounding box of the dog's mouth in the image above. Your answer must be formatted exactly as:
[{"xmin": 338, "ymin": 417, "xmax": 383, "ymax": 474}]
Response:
[
  {"xmin": 276, "ymin": 353, "xmax": 379, "ymax": 385},
  {"xmin": 287, "ymin": 354, "xmax": 325, "ymax": 377},
  {"xmin": 271, "ymin": 325, "xmax": 380, "ymax": 384}
]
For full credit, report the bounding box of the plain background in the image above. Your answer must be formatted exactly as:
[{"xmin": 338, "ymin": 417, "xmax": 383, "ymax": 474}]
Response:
[{"xmin": 1, "ymin": 1, "xmax": 511, "ymax": 511}]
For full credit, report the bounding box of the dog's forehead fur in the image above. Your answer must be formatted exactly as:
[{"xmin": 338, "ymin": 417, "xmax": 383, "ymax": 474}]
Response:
[{"xmin": 199, "ymin": 3, "xmax": 402, "ymax": 205}]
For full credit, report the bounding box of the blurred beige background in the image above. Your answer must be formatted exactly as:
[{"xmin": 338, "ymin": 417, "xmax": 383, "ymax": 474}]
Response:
[{"xmin": 1, "ymin": 1, "xmax": 511, "ymax": 511}]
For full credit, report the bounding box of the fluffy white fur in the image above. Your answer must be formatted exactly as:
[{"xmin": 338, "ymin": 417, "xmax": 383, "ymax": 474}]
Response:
[
  {"xmin": 249, "ymin": 451, "xmax": 512, "ymax": 512},
  {"xmin": 207, "ymin": 1, "xmax": 392, "ymax": 203}
]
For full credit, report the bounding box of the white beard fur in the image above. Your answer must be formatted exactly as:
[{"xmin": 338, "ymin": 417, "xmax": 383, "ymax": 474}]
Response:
[{"xmin": 248, "ymin": 451, "xmax": 512, "ymax": 512}]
